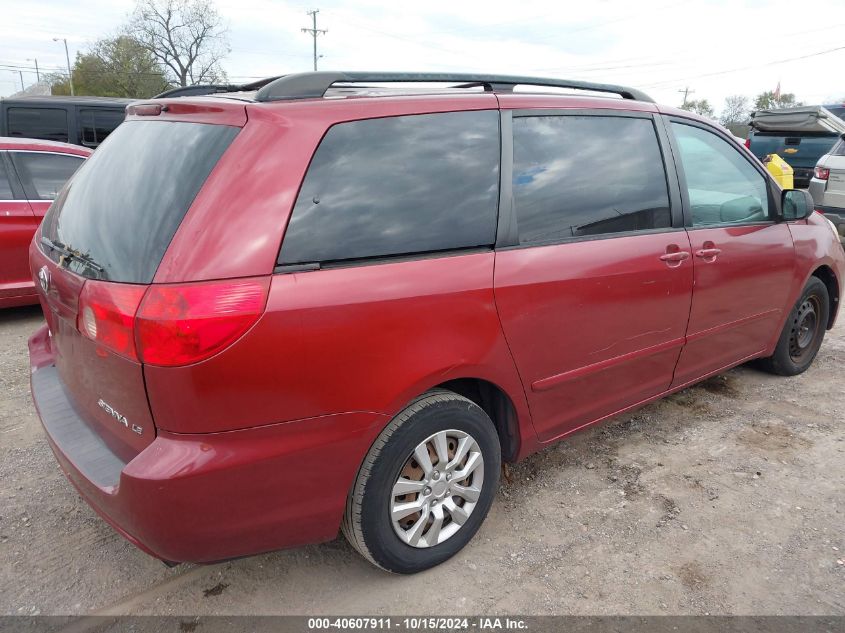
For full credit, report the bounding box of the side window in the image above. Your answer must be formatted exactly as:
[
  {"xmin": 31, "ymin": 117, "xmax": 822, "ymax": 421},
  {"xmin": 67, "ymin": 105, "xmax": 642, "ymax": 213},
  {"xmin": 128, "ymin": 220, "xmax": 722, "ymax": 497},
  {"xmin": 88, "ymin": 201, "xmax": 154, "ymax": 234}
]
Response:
[
  {"xmin": 512, "ymin": 115, "xmax": 671, "ymax": 245},
  {"xmin": 6, "ymin": 108, "xmax": 69, "ymax": 143},
  {"xmin": 13, "ymin": 152, "xmax": 85, "ymax": 200},
  {"xmin": 279, "ymin": 110, "xmax": 500, "ymax": 265},
  {"xmin": 0, "ymin": 157, "xmax": 13, "ymax": 199},
  {"xmin": 671, "ymin": 122, "xmax": 770, "ymax": 226},
  {"xmin": 79, "ymin": 109, "xmax": 125, "ymax": 147}
]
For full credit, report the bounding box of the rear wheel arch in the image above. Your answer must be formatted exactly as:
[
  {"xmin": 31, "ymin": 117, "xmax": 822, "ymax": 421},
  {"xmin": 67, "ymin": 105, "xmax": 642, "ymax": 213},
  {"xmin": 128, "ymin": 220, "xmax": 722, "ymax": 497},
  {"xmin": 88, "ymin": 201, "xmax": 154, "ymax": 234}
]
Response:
[
  {"xmin": 758, "ymin": 275, "xmax": 829, "ymax": 376},
  {"xmin": 811, "ymin": 265, "xmax": 839, "ymax": 329},
  {"xmin": 353, "ymin": 377, "xmax": 522, "ymax": 504},
  {"xmin": 434, "ymin": 378, "xmax": 521, "ymax": 463}
]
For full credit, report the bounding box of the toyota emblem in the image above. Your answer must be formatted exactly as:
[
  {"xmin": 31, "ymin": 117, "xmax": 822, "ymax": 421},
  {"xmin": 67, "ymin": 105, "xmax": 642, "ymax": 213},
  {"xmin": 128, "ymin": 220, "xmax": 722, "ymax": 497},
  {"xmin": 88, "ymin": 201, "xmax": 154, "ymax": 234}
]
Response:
[{"xmin": 38, "ymin": 266, "xmax": 50, "ymax": 293}]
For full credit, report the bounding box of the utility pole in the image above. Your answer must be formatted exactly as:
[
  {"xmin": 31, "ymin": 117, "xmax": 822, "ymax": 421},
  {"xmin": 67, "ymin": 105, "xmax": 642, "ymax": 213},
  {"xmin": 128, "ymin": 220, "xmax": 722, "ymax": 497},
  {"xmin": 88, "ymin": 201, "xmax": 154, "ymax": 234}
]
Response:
[
  {"xmin": 302, "ymin": 9, "xmax": 327, "ymax": 71},
  {"xmin": 53, "ymin": 37, "xmax": 74, "ymax": 96},
  {"xmin": 17, "ymin": 71, "xmax": 24, "ymax": 91},
  {"xmin": 27, "ymin": 58, "xmax": 40, "ymax": 82},
  {"xmin": 678, "ymin": 86, "xmax": 694, "ymax": 108}
]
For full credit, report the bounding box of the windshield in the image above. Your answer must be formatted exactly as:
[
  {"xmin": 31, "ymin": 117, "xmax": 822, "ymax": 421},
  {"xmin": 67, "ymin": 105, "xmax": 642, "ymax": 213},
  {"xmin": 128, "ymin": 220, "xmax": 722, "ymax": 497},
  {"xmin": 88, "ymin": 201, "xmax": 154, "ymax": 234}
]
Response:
[{"xmin": 41, "ymin": 119, "xmax": 239, "ymax": 283}]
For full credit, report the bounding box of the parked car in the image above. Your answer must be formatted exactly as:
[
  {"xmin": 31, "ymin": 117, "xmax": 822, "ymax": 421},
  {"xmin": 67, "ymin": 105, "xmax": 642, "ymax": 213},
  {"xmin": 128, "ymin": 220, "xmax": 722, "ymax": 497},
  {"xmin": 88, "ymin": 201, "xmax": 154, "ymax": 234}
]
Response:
[
  {"xmin": 0, "ymin": 137, "xmax": 89, "ymax": 308},
  {"xmin": 809, "ymin": 134, "xmax": 845, "ymax": 243},
  {"xmin": 27, "ymin": 72, "xmax": 844, "ymax": 574},
  {"xmin": 823, "ymin": 103, "xmax": 845, "ymax": 121},
  {"xmin": 0, "ymin": 96, "xmax": 131, "ymax": 149},
  {"xmin": 747, "ymin": 106, "xmax": 845, "ymax": 188}
]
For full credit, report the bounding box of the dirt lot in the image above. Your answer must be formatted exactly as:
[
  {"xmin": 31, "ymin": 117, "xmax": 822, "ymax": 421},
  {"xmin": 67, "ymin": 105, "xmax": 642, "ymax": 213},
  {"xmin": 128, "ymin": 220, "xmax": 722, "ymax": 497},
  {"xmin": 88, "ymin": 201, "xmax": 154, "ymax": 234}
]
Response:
[{"xmin": 1, "ymin": 304, "xmax": 843, "ymax": 616}]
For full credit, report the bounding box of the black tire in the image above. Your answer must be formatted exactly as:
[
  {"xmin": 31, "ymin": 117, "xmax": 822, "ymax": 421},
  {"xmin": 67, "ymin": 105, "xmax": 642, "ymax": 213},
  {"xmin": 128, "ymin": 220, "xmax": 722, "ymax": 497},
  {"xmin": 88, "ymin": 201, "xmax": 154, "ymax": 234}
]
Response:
[
  {"xmin": 758, "ymin": 277, "xmax": 829, "ymax": 376},
  {"xmin": 342, "ymin": 389, "xmax": 501, "ymax": 574}
]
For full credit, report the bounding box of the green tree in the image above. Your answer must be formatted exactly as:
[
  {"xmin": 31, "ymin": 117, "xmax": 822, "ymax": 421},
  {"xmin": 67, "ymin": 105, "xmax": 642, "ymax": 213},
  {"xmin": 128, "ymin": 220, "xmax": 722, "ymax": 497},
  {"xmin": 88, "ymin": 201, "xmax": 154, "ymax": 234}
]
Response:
[
  {"xmin": 50, "ymin": 35, "xmax": 169, "ymax": 98},
  {"xmin": 754, "ymin": 91, "xmax": 802, "ymax": 110},
  {"xmin": 680, "ymin": 98, "xmax": 715, "ymax": 118}
]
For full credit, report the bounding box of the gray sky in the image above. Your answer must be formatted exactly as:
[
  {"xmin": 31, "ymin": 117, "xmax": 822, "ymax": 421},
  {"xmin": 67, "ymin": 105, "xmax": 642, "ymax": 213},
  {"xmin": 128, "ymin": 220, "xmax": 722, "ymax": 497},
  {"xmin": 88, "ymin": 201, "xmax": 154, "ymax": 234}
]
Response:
[{"xmin": 2, "ymin": 0, "xmax": 844, "ymax": 111}]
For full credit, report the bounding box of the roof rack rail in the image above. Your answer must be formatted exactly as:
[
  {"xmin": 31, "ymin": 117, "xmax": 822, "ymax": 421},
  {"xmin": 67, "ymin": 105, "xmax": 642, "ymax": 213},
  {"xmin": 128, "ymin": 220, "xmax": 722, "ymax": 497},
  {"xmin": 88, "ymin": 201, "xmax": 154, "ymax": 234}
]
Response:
[{"xmin": 253, "ymin": 71, "xmax": 654, "ymax": 103}]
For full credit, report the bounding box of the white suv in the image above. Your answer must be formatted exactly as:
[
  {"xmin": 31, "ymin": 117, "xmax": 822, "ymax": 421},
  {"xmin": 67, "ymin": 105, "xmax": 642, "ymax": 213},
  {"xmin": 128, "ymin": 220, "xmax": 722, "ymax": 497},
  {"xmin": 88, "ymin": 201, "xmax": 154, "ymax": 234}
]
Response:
[{"xmin": 809, "ymin": 134, "xmax": 845, "ymax": 244}]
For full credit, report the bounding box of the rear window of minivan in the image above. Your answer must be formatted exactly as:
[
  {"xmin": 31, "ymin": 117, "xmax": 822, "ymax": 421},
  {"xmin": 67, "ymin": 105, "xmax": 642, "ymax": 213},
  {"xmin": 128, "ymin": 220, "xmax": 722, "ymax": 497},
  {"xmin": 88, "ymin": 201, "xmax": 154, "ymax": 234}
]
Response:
[{"xmin": 41, "ymin": 120, "xmax": 239, "ymax": 283}]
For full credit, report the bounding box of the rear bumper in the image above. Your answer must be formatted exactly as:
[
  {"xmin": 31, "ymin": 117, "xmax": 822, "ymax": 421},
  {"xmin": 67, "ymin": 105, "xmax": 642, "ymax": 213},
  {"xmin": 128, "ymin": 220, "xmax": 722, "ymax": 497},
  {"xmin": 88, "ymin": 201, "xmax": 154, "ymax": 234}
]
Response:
[{"xmin": 28, "ymin": 324, "xmax": 388, "ymax": 563}]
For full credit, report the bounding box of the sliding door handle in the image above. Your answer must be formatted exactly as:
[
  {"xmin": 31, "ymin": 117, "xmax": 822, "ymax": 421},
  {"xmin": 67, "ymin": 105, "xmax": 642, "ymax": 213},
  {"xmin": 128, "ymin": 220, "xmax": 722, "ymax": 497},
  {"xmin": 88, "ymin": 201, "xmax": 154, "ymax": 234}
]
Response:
[{"xmin": 659, "ymin": 251, "xmax": 691, "ymax": 262}]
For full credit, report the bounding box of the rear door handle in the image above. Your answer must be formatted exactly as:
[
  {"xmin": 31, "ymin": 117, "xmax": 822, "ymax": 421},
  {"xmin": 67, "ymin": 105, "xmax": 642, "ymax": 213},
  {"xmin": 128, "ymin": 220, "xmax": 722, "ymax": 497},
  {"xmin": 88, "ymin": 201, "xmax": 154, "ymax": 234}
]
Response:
[
  {"xmin": 659, "ymin": 251, "xmax": 691, "ymax": 262},
  {"xmin": 695, "ymin": 248, "xmax": 722, "ymax": 259}
]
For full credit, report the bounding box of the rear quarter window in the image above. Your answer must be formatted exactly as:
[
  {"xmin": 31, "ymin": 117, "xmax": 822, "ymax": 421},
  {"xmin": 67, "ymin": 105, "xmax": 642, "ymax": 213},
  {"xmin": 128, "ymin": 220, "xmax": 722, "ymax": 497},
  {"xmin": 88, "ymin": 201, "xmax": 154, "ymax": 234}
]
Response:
[{"xmin": 278, "ymin": 110, "xmax": 500, "ymax": 266}]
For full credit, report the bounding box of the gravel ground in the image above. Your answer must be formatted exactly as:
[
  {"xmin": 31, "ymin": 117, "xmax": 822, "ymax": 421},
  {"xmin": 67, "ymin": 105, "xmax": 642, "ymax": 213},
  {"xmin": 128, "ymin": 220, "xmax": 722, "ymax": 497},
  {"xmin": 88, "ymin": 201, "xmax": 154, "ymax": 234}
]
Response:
[{"xmin": 0, "ymin": 304, "xmax": 843, "ymax": 616}]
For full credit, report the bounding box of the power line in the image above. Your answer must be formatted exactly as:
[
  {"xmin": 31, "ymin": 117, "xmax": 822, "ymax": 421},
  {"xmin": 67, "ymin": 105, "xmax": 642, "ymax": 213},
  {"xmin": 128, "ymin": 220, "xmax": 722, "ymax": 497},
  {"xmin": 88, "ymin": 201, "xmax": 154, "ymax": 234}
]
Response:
[
  {"xmin": 528, "ymin": 0, "xmax": 691, "ymax": 44},
  {"xmin": 339, "ymin": 17, "xmax": 491, "ymax": 64},
  {"xmin": 0, "ymin": 63, "xmax": 67, "ymax": 72},
  {"xmin": 534, "ymin": 61, "xmax": 670, "ymax": 75},
  {"xmin": 526, "ymin": 22, "xmax": 845, "ymax": 84},
  {"xmin": 302, "ymin": 9, "xmax": 327, "ymax": 72},
  {"xmin": 0, "ymin": 64, "xmax": 167, "ymax": 79},
  {"xmin": 643, "ymin": 44, "xmax": 845, "ymax": 88}
]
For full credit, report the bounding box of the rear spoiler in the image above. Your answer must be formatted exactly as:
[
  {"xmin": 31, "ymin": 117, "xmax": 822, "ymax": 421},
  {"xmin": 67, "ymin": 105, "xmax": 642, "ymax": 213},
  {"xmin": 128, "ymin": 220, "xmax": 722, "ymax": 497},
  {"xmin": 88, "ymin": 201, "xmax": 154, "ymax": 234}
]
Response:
[{"xmin": 153, "ymin": 77, "xmax": 281, "ymax": 99}]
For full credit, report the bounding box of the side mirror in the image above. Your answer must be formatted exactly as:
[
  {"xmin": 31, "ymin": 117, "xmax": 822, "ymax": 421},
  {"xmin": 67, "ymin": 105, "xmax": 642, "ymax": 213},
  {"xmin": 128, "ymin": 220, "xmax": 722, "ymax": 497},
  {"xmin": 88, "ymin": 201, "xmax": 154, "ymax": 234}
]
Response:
[{"xmin": 781, "ymin": 189, "xmax": 815, "ymax": 221}]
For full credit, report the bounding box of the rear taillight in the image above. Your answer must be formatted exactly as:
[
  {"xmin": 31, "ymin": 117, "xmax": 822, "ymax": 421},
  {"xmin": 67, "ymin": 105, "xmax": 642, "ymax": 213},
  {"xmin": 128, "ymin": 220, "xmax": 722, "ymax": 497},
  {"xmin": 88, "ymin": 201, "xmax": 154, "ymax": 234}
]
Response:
[
  {"xmin": 745, "ymin": 138, "xmax": 751, "ymax": 149},
  {"xmin": 77, "ymin": 281, "xmax": 147, "ymax": 361},
  {"xmin": 815, "ymin": 166, "xmax": 830, "ymax": 180},
  {"xmin": 135, "ymin": 277, "xmax": 270, "ymax": 367}
]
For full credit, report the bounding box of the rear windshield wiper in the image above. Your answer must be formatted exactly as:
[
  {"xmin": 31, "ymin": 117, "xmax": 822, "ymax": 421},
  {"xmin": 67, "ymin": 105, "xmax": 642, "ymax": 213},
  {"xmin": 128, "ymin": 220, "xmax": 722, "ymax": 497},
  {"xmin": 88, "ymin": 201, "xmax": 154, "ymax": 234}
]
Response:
[
  {"xmin": 40, "ymin": 236, "xmax": 105, "ymax": 275},
  {"xmin": 40, "ymin": 235, "xmax": 72, "ymax": 258}
]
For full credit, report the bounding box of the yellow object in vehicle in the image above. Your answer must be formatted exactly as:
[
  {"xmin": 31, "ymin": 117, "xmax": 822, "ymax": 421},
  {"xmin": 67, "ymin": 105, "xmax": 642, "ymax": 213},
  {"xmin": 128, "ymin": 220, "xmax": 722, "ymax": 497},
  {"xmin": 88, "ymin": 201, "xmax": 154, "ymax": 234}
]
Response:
[{"xmin": 762, "ymin": 153, "xmax": 794, "ymax": 189}]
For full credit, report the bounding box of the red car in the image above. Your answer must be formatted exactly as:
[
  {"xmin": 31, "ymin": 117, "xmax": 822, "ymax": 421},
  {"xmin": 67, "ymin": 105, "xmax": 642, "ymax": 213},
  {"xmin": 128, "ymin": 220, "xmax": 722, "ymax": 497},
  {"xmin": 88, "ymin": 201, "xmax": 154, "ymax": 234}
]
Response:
[
  {"xmin": 27, "ymin": 73, "xmax": 845, "ymax": 574},
  {"xmin": 0, "ymin": 137, "xmax": 90, "ymax": 308}
]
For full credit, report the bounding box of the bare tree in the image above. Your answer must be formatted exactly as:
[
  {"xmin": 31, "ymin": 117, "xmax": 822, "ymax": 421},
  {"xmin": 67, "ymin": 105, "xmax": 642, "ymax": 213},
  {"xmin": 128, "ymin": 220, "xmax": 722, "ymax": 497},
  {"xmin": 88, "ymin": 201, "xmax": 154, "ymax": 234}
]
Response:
[
  {"xmin": 128, "ymin": 0, "xmax": 229, "ymax": 87},
  {"xmin": 719, "ymin": 95, "xmax": 749, "ymax": 127}
]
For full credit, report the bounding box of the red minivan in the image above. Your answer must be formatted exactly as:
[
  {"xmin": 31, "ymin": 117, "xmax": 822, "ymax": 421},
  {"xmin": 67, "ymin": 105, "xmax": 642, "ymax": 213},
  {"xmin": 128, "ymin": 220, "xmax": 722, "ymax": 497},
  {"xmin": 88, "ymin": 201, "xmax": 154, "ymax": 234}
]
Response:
[
  {"xmin": 0, "ymin": 137, "xmax": 89, "ymax": 308},
  {"xmin": 27, "ymin": 73, "xmax": 845, "ymax": 573}
]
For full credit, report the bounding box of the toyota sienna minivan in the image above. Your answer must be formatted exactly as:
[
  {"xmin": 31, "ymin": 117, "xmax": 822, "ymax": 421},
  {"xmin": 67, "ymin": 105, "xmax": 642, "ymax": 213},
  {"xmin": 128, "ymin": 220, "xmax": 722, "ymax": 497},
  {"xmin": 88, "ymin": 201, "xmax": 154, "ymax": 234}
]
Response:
[{"xmin": 28, "ymin": 72, "xmax": 845, "ymax": 574}]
